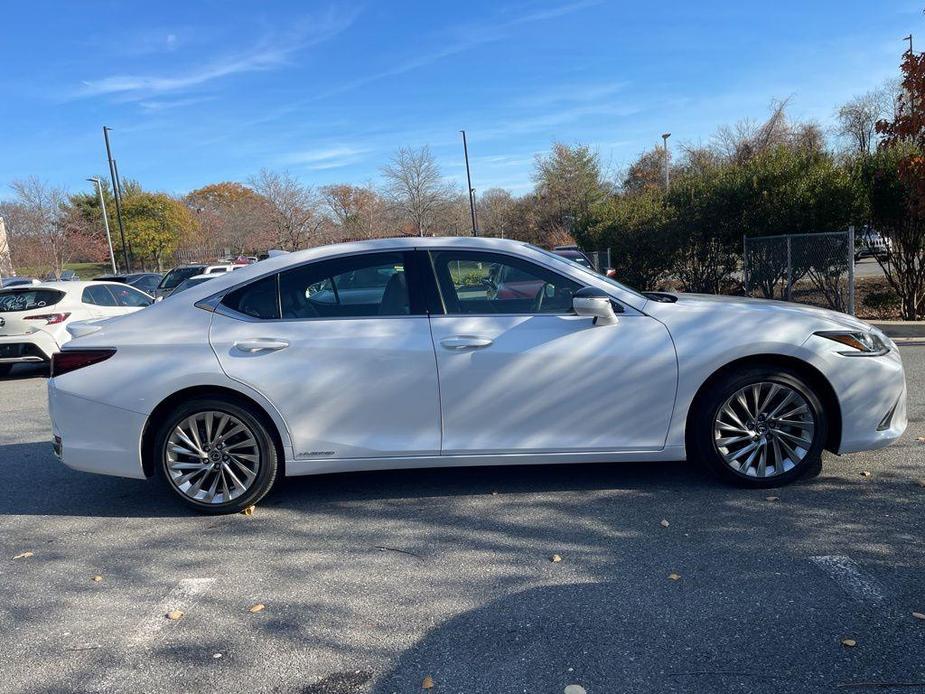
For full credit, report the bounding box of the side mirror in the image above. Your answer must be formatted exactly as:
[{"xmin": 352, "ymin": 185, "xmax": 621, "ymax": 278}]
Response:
[{"xmin": 572, "ymin": 286, "xmax": 621, "ymax": 326}]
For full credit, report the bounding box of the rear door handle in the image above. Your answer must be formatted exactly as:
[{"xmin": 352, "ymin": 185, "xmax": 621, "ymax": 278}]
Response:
[
  {"xmin": 234, "ymin": 339, "xmax": 289, "ymax": 353},
  {"xmin": 440, "ymin": 335, "xmax": 494, "ymax": 350}
]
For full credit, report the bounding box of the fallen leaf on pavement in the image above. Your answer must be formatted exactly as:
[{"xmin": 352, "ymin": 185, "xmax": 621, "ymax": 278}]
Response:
[
  {"xmin": 916, "ymin": 437, "xmax": 925, "ymax": 443},
  {"xmin": 248, "ymin": 603, "xmax": 265, "ymax": 613},
  {"xmin": 422, "ymin": 675, "xmax": 434, "ymax": 689},
  {"xmin": 166, "ymin": 610, "xmax": 184, "ymax": 621},
  {"xmin": 550, "ymin": 554, "xmax": 562, "ymax": 563},
  {"xmin": 860, "ymin": 471, "xmax": 872, "ymax": 477},
  {"xmin": 766, "ymin": 496, "xmax": 780, "ymax": 502},
  {"xmin": 12, "ymin": 551, "xmax": 33, "ymax": 560},
  {"xmin": 564, "ymin": 686, "xmax": 587, "ymax": 694},
  {"xmin": 91, "ymin": 575, "xmax": 103, "ymax": 582},
  {"xmin": 660, "ymin": 519, "xmax": 670, "ymax": 527},
  {"xmin": 668, "ymin": 572, "xmax": 681, "ymax": 581},
  {"xmin": 913, "ymin": 612, "xmax": 925, "ymax": 620},
  {"xmin": 242, "ymin": 505, "xmax": 255, "ymax": 516},
  {"xmin": 841, "ymin": 638, "xmax": 857, "ymax": 648},
  {"xmin": 213, "ymin": 653, "xmax": 222, "ymax": 659}
]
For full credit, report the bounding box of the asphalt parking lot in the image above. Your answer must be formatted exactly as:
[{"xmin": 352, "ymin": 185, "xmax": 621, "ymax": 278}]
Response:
[{"xmin": 1, "ymin": 349, "xmax": 923, "ymax": 694}]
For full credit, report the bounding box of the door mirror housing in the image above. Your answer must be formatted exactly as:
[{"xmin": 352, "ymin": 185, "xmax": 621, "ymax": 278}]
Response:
[{"xmin": 572, "ymin": 286, "xmax": 621, "ymax": 325}]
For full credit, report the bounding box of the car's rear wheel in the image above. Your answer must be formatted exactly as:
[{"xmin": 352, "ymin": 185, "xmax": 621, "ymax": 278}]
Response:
[
  {"xmin": 690, "ymin": 366, "xmax": 827, "ymax": 487},
  {"xmin": 154, "ymin": 398, "xmax": 278, "ymax": 514}
]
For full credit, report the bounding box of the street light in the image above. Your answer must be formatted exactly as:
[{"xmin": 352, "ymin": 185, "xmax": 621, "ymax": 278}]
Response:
[
  {"xmin": 102, "ymin": 126, "xmax": 131, "ymax": 271},
  {"xmin": 87, "ymin": 177, "xmax": 118, "ymax": 274},
  {"xmin": 661, "ymin": 132, "xmax": 671, "ymax": 191},
  {"xmin": 460, "ymin": 130, "xmax": 478, "ymax": 236}
]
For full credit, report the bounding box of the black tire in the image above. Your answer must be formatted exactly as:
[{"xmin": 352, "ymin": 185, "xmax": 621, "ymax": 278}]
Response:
[
  {"xmin": 689, "ymin": 366, "xmax": 828, "ymax": 488},
  {"xmin": 154, "ymin": 398, "xmax": 278, "ymax": 514},
  {"xmin": 0, "ymin": 364, "xmax": 13, "ymax": 378}
]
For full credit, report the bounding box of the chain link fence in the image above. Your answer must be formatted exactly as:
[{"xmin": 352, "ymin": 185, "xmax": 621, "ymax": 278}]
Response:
[{"xmin": 743, "ymin": 230, "xmax": 855, "ymax": 314}]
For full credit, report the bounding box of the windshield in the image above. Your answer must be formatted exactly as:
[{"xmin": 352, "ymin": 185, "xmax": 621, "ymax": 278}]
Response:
[
  {"xmin": 0, "ymin": 289, "xmax": 65, "ymax": 312},
  {"xmin": 528, "ymin": 245, "xmax": 646, "ymax": 300},
  {"xmin": 159, "ymin": 267, "xmax": 205, "ymax": 289}
]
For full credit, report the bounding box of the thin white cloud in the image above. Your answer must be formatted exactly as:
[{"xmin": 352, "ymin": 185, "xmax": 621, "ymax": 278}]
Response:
[
  {"xmin": 75, "ymin": 7, "xmax": 359, "ymax": 99},
  {"xmin": 278, "ymin": 145, "xmax": 370, "ymax": 170},
  {"xmin": 251, "ymin": 0, "xmax": 603, "ymax": 123}
]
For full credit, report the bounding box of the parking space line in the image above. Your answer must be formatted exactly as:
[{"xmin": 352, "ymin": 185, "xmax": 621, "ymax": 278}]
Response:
[
  {"xmin": 809, "ymin": 555, "xmax": 886, "ymax": 606},
  {"xmin": 128, "ymin": 577, "xmax": 215, "ymax": 646}
]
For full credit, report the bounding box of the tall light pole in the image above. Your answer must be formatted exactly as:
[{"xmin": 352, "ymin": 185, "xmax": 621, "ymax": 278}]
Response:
[
  {"xmin": 87, "ymin": 177, "xmax": 118, "ymax": 274},
  {"xmin": 460, "ymin": 130, "xmax": 478, "ymax": 236},
  {"xmin": 102, "ymin": 126, "xmax": 131, "ymax": 271},
  {"xmin": 661, "ymin": 132, "xmax": 671, "ymax": 191}
]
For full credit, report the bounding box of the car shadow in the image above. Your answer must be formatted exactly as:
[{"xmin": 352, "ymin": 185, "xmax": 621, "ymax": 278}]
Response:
[
  {"xmin": 1, "ymin": 363, "xmax": 48, "ymax": 380},
  {"xmin": 0, "ymin": 438, "xmax": 715, "ymax": 517}
]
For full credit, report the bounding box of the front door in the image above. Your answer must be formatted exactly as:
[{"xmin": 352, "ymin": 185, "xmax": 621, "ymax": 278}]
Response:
[
  {"xmin": 209, "ymin": 251, "xmax": 442, "ymax": 460},
  {"xmin": 427, "ymin": 250, "xmax": 677, "ymax": 454}
]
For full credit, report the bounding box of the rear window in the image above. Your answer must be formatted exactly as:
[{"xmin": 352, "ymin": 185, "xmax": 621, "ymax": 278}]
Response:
[
  {"xmin": 160, "ymin": 267, "xmax": 205, "ymax": 289},
  {"xmin": 0, "ymin": 289, "xmax": 65, "ymax": 312}
]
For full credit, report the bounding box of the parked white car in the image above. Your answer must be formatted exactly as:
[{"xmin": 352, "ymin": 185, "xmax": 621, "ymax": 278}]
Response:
[
  {"xmin": 0, "ymin": 281, "xmax": 153, "ymax": 375},
  {"xmin": 48, "ymin": 238, "xmax": 906, "ymax": 513},
  {"xmin": 154, "ymin": 264, "xmax": 247, "ymax": 300}
]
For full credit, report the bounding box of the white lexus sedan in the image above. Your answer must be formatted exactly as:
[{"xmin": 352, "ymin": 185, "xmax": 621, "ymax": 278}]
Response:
[{"xmin": 48, "ymin": 238, "xmax": 906, "ymax": 513}]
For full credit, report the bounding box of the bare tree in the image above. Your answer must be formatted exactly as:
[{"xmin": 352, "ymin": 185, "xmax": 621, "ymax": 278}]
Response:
[
  {"xmin": 249, "ymin": 169, "xmax": 324, "ymax": 250},
  {"xmin": 381, "ymin": 146, "xmax": 451, "ymax": 236},
  {"xmin": 476, "ymin": 188, "xmax": 516, "ymax": 238},
  {"xmin": 714, "ymin": 100, "xmax": 793, "ymax": 163},
  {"xmin": 835, "ymin": 81, "xmax": 902, "ymax": 154},
  {"xmin": 1, "ymin": 178, "xmax": 96, "ymax": 277},
  {"xmin": 320, "ymin": 183, "xmax": 388, "ymax": 240}
]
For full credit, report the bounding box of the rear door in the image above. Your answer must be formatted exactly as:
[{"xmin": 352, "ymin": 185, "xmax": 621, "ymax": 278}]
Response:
[{"xmin": 209, "ymin": 250, "xmax": 442, "ymax": 460}]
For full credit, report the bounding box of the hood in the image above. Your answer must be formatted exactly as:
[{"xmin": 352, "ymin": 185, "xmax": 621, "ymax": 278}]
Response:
[{"xmin": 645, "ymin": 292, "xmax": 873, "ymax": 334}]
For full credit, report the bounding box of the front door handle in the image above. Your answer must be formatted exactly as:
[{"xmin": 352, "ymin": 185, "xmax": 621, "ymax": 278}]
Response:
[
  {"xmin": 440, "ymin": 335, "xmax": 494, "ymax": 350},
  {"xmin": 234, "ymin": 339, "xmax": 289, "ymax": 353}
]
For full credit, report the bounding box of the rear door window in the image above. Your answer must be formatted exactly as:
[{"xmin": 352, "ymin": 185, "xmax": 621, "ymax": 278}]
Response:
[
  {"xmin": 82, "ymin": 285, "xmax": 118, "ymax": 306},
  {"xmin": 278, "ymin": 252, "xmax": 410, "ymax": 318},
  {"xmin": 109, "ymin": 285, "xmax": 153, "ymax": 307},
  {"xmin": 0, "ymin": 289, "xmax": 65, "ymax": 312}
]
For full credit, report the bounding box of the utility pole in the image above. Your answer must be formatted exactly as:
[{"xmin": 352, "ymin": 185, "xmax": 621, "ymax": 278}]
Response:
[
  {"xmin": 460, "ymin": 130, "xmax": 478, "ymax": 236},
  {"xmin": 87, "ymin": 177, "xmax": 117, "ymax": 274},
  {"xmin": 904, "ymin": 34, "xmax": 913, "ymax": 54},
  {"xmin": 661, "ymin": 132, "xmax": 671, "ymax": 191},
  {"xmin": 102, "ymin": 127, "xmax": 131, "ymax": 271}
]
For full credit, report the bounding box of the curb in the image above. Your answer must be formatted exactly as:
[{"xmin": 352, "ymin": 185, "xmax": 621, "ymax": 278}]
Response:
[
  {"xmin": 893, "ymin": 337, "xmax": 925, "ymax": 346},
  {"xmin": 870, "ymin": 321, "xmax": 925, "ymax": 339}
]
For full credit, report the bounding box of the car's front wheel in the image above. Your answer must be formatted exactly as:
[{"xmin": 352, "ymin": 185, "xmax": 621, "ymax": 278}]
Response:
[
  {"xmin": 690, "ymin": 366, "xmax": 828, "ymax": 487},
  {"xmin": 154, "ymin": 398, "xmax": 278, "ymax": 514}
]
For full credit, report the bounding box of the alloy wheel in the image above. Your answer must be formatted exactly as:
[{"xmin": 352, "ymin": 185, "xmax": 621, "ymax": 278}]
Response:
[
  {"xmin": 712, "ymin": 381, "xmax": 816, "ymax": 478},
  {"xmin": 164, "ymin": 410, "xmax": 261, "ymax": 504}
]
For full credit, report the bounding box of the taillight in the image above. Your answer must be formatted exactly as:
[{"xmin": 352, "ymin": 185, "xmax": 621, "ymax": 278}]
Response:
[
  {"xmin": 25, "ymin": 312, "xmax": 70, "ymax": 325},
  {"xmin": 51, "ymin": 349, "xmax": 116, "ymax": 377}
]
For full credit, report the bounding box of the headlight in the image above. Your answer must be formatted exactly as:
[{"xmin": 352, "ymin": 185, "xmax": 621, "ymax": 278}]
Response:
[{"xmin": 816, "ymin": 330, "xmax": 890, "ymax": 356}]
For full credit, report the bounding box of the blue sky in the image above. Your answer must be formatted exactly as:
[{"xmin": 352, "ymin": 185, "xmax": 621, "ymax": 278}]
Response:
[{"xmin": 0, "ymin": 1, "xmax": 921, "ymax": 197}]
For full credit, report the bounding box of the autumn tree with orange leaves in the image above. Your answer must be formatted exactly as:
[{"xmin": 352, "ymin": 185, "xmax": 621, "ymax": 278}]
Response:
[{"xmin": 870, "ymin": 48, "xmax": 925, "ymax": 318}]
